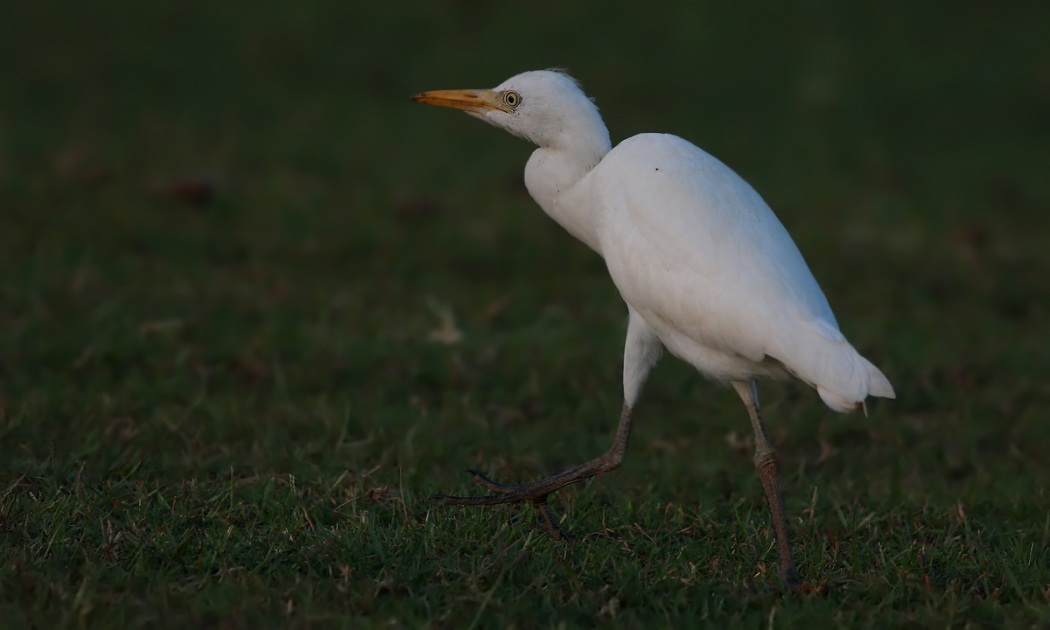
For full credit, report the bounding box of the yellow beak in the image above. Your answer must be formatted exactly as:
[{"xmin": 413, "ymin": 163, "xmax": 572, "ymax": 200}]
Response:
[{"xmin": 410, "ymin": 89, "xmax": 504, "ymax": 114}]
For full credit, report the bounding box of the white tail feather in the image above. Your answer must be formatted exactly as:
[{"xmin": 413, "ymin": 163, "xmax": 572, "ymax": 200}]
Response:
[
  {"xmin": 815, "ymin": 357, "xmax": 894, "ymax": 413},
  {"xmin": 774, "ymin": 317, "xmax": 895, "ymax": 414}
]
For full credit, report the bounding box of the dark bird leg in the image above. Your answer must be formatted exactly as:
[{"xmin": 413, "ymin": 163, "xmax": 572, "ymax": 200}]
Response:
[
  {"xmin": 435, "ymin": 310, "xmax": 661, "ymax": 540},
  {"xmin": 732, "ymin": 379, "xmax": 801, "ymax": 587},
  {"xmin": 434, "ymin": 403, "xmax": 635, "ymax": 540}
]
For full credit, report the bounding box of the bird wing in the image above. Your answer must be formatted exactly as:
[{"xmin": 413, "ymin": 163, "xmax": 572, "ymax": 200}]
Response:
[{"xmin": 586, "ymin": 133, "xmax": 892, "ymax": 408}]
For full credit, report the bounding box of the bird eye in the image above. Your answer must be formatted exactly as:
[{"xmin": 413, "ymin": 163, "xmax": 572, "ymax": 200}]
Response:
[{"xmin": 503, "ymin": 91, "xmax": 521, "ymax": 108}]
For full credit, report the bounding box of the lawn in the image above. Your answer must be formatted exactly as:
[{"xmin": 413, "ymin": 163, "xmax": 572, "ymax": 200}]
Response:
[{"xmin": 2, "ymin": 1, "xmax": 1049, "ymax": 627}]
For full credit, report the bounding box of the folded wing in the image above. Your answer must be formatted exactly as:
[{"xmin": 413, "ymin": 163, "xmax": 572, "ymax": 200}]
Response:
[{"xmin": 589, "ymin": 134, "xmax": 894, "ymax": 411}]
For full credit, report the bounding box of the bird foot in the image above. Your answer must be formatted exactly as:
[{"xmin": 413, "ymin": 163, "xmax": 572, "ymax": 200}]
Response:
[
  {"xmin": 433, "ymin": 470, "xmax": 573, "ymax": 541},
  {"xmin": 464, "ymin": 469, "xmax": 524, "ymax": 494}
]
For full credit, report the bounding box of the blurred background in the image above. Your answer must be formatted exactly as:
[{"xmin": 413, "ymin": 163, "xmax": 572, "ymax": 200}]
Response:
[
  {"xmin": 3, "ymin": 0, "xmax": 1047, "ymax": 455},
  {"xmin": 1, "ymin": 0, "xmax": 1048, "ymax": 619}
]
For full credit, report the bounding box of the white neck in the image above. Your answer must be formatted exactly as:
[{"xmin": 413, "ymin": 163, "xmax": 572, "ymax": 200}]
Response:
[{"xmin": 523, "ymin": 127, "xmax": 611, "ymax": 253}]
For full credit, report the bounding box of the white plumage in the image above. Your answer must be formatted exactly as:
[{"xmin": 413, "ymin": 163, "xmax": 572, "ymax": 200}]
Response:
[
  {"xmin": 593, "ymin": 133, "xmax": 894, "ymax": 411},
  {"xmin": 412, "ymin": 69, "xmax": 894, "ymax": 586}
]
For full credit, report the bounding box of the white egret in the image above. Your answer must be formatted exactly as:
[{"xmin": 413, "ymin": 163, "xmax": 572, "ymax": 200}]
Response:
[{"xmin": 411, "ymin": 70, "xmax": 894, "ymax": 586}]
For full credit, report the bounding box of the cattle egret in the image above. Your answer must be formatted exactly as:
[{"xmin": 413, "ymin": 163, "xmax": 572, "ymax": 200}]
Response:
[{"xmin": 411, "ymin": 70, "xmax": 894, "ymax": 586}]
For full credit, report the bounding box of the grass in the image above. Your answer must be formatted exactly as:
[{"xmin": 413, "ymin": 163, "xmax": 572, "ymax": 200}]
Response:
[{"xmin": 2, "ymin": 0, "xmax": 1049, "ymax": 627}]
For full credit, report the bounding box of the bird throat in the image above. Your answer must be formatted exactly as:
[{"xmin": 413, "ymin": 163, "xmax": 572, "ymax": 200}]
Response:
[{"xmin": 524, "ymin": 147, "xmax": 606, "ymax": 253}]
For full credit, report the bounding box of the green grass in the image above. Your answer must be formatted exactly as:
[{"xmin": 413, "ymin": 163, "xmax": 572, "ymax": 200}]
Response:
[{"xmin": 2, "ymin": 1, "xmax": 1049, "ymax": 627}]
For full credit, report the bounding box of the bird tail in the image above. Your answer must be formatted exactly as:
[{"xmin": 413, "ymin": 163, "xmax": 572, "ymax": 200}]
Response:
[
  {"xmin": 816, "ymin": 355, "xmax": 895, "ymax": 413},
  {"xmin": 776, "ymin": 317, "xmax": 895, "ymax": 414}
]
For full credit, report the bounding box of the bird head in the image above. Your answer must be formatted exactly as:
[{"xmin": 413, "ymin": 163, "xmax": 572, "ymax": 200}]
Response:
[{"xmin": 411, "ymin": 70, "xmax": 611, "ymax": 160}]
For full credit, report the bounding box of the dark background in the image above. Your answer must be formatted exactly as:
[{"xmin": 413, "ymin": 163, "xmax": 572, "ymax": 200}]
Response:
[{"xmin": 2, "ymin": 1, "xmax": 1048, "ymax": 626}]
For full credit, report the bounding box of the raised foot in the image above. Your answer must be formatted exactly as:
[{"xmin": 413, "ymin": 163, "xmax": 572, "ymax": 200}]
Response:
[
  {"xmin": 432, "ymin": 469, "xmax": 574, "ymax": 541},
  {"xmin": 463, "ymin": 469, "xmax": 523, "ymax": 494}
]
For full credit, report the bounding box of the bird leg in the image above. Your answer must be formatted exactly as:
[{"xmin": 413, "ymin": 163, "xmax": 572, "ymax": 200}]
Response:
[
  {"xmin": 732, "ymin": 380, "xmax": 801, "ymax": 587},
  {"xmin": 434, "ymin": 403, "xmax": 635, "ymax": 540}
]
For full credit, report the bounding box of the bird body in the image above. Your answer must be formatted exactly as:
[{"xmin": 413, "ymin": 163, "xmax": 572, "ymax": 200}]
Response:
[
  {"xmin": 518, "ymin": 94, "xmax": 893, "ymax": 412},
  {"xmin": 412, "ymin": 69, "xmax": 894, "ymax": 586}
]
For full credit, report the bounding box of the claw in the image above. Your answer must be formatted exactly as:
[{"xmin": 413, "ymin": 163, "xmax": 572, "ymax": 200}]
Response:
[
  {"xmin": 467, "ymin": 469, "xmax": 524, "ymax": 494},
  {"xmin": 433, "ymin": 472, "xmax": 572, "ymax": 541},
  {"xmin": 431, "ymin": 493, "xmax": 462, "ymax": 503},
  {"xmin": 431, "ymin": 409, "xmax": 633, "ymax": 545},
  {"xmin": 530, "ymin": 496, "xmax": 571, "ymax": 541}
]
